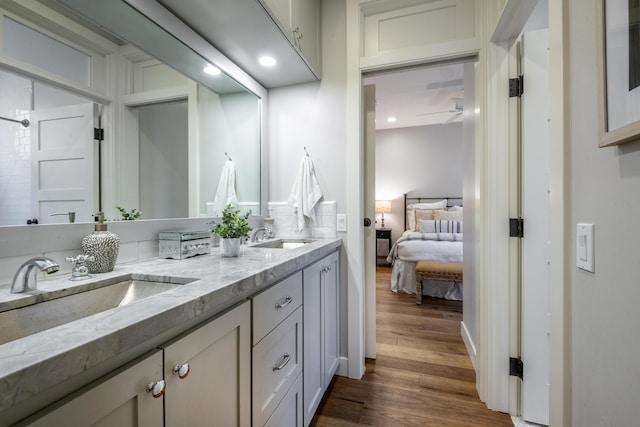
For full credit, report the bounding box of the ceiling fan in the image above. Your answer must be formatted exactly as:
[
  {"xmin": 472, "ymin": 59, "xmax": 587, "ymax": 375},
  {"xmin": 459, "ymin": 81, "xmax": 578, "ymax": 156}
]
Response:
[{"xmin": 417, "ymin": 97, "xmax": 464, "ymax": 124}]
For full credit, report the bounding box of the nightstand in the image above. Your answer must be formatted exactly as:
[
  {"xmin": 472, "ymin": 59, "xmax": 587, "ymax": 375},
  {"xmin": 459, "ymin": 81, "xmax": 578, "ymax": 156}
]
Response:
[{"xmin": 376, "ymin": 228, "xmax": 392, "ymax": 264}]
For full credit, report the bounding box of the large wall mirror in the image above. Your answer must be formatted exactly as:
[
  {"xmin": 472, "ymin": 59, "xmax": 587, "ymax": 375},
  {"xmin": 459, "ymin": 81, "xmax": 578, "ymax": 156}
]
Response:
[{"xmin": 0, "ymin": 0, "xmax": 264, "ymax": 227}]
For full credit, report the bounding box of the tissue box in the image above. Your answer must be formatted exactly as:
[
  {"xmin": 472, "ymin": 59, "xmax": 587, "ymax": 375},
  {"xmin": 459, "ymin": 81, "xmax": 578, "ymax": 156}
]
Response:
[{"xmin": 159, "ymin": 230, "xmax": 211, "ymax": 259}]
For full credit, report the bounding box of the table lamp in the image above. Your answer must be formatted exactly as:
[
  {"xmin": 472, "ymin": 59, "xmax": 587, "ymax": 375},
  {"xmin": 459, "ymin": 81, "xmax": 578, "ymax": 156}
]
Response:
[{"xmin": 375, "ymin": 200, "xmax": 391, "ymax": 228}]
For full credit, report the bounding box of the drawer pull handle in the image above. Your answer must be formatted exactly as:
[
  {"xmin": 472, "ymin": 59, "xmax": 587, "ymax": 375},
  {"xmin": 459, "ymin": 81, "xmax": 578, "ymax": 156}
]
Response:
[
  {"xmin": 275, "ymin": 296, "xmax": 293, "ymax": 309},
  {"xmin": 146, "ymin": 380, "xmax": 166, "ymax": 398},
  {"xmin": 273, "ymin": 353, "xmax": 291, "ymax": 371},
  {"xmin": 172, "ymin": 363, "xmax": 190, "ymax": 379}
]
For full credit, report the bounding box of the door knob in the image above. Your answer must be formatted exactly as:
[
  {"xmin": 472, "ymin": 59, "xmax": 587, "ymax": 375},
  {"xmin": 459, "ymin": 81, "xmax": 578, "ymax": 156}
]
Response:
[{"xmin": 363, "ymin": 218, "xmax": 372, "ymax": 227}]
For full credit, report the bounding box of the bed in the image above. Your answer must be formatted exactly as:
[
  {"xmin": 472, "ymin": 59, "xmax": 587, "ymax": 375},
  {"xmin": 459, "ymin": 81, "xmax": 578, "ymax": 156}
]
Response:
[{"xmin": 386, "ymin": 195, "xmax": 464, "ymax": 300}]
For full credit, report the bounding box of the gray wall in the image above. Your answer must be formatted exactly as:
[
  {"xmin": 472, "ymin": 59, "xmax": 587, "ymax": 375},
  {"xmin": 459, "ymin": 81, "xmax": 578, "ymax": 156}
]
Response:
[
  {"xmin": 570, "ymin": 1, "xmax": 640, "ymax": 425},
  {"xmin": 375, "ymin": 123, "xmax": 463, "ymax": 243}
]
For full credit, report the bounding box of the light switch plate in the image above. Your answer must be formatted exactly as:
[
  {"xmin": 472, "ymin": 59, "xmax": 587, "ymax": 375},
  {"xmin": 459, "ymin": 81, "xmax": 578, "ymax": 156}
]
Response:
[
  {"xmin": 337, "ymin": 214, "xmax": 347, "ymax": 232},
  {"xmin": 576, "ymin": 223, "xmax": 595, "ymax": 272}
]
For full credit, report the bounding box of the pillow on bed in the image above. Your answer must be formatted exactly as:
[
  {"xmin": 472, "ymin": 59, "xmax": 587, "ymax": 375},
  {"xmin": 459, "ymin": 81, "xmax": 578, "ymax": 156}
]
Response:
[
  {"xmin": 410, "ymin": 208, "xmax": 446, "ymax": 230},
  {"xmin": 407, "ymin": 200, "xmax": 447, "ymax": 210},
  {"xmin": 406, "ymin": 200, "xmax": 448, "ymax": 230},
  {"xmin": 418, "ymin": 219, "xmax": 463, "ymax": 233},
  {"xmin": 448, "ymin": 205, "xmax": 463, "ymax": 211},
  {"xmin": 434, "ymin": 209, "xmax": 463, "ymax": 221}
]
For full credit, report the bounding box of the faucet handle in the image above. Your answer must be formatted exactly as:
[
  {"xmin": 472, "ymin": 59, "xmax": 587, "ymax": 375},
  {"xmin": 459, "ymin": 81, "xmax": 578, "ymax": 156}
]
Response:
[{"xmin": 66, "ymin": 255, "xmax": 95, "ymax": 281}]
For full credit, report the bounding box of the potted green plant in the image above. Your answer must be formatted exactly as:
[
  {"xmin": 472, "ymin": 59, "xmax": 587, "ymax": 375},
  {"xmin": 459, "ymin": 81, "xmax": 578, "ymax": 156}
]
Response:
[{"xmin": 208, "ymin": 204, "xmax": 252, "ymax": 257}]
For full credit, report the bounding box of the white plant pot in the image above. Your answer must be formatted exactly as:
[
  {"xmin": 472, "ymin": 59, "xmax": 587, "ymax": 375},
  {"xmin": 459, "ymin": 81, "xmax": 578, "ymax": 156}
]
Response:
[{"xmin": 220, "ymin": 237, "xmax": 241, "ymax": 257}]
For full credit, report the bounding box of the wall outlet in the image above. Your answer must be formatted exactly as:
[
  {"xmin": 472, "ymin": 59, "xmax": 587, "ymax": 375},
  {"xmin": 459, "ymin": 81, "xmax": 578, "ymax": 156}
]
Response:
[{"xmin": 337, "ymin": 214, "xmax": 347, "ymax": 232}]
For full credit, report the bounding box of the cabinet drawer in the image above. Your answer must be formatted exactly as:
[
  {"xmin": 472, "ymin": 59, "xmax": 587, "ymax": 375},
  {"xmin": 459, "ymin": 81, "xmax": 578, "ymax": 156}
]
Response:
[
  {"xmin": 376, "ymin": 229, "xmax": 390, "ymax": 238},
  {"xmin": 264, "ymin": 372, "xmax": 303, "ymax": 427},
  {"xmin": 252, "ymin": 307, "xmax": 303, "ymax": 427},
  {"xmin": 253, "ymin": 271, "xmax": 302, "ymax": 344}
]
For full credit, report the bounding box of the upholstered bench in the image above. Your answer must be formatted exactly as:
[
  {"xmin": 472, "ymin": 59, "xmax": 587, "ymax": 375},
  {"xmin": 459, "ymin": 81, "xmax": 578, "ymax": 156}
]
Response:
[{"xmin": 415, "ymin": 260, "xmax": 463, "ymax": 305}]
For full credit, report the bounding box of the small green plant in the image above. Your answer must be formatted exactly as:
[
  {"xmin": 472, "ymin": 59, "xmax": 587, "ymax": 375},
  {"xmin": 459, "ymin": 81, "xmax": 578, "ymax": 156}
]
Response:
[
  {"xmin": 208, "ymin": 204, "xmax": 252, "ymax": 239},
  {"xmin": 115, "ymin": 206, "xmax": 141, "ymax": 221}
]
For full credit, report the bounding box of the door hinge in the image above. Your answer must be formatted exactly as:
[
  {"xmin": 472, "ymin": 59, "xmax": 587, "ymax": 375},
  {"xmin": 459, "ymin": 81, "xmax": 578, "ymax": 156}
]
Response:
[
  {"xmin": 509, "ymin": 357, "xmax": 523, "ymax": 379},
  {"xmin": 509, "ymin": 218, "xmax": 524, "ymax": 238},
  {"xmin": 94, "ymin": 128, "xmax": 104, "ymax": 141},
  {"xmin": 509, "ymin": 75, "xmax": 523, "ymax": 97}
]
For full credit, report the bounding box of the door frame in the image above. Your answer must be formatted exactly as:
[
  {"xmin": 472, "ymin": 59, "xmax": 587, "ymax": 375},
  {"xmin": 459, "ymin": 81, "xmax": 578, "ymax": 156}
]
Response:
[{"xmin": 346, "ymin": 1, "xmax": 570, "ymax": 425}]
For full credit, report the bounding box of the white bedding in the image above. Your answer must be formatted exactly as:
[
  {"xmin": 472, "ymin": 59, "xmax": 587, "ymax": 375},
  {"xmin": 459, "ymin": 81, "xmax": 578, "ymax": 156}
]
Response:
[{"xmin": 387, "ymin": 230, "xmax": 463, "ymax": 299}]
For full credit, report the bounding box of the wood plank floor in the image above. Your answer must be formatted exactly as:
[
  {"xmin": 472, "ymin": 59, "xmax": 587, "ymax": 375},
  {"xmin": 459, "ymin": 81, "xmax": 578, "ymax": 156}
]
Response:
[{"xmin": 311, "ymin": 266, "xmax": 513, "ymax": 427}]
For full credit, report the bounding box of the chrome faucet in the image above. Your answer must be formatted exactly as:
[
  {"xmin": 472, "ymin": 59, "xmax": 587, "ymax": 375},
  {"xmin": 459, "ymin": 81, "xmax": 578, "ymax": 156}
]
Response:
[
  {"xmin": 250, "ymin": 227, "xmax": 273, "ymax": 242},
  {"xmin": 11, "ymin": 257, "xmax": 60, "ymax": 293}
]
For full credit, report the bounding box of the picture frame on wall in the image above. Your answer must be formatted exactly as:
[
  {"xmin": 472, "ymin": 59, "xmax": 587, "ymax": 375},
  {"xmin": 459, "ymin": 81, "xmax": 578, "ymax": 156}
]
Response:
[{"xmin": 597, "ymin": 0, "xmax": 640, "ymax": 147}]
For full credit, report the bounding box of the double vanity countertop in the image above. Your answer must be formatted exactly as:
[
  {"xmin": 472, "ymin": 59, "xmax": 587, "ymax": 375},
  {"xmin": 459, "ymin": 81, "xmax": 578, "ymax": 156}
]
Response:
[{"xmin": 0, "ymin": 238, "xmax": 341, "ymax": 416}]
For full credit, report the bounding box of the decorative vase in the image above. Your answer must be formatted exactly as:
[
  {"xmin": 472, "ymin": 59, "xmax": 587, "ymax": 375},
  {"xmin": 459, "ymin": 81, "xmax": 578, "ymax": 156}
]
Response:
[
  {"xmin": 220, "ymin": 237, "xmax": 241, "ymax": 257},
  {"xmin": 82, "ymin": 212, "xmax": 120, "ymax": 273}
]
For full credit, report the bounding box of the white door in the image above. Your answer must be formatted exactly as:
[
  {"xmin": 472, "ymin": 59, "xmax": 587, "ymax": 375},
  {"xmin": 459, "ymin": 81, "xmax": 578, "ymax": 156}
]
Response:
[
  {"xmin": 521, "ymin": 28, "xmax": 550, "ymax": 426},
  {"xmin": 363, "ymin": 84, "xmax": 377, "ymax": 358},
  {"xmin": 30, "ymin": 103, "xmax": 98, "ymax": 224}
]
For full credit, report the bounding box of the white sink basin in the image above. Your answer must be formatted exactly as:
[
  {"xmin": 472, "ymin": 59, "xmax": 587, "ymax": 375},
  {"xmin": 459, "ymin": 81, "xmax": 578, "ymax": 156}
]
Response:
[
  {"xmin": 250, "ymin": 239, "xmax": 314, "ymax": 249},
  {"xmin": 0, "ymin": 275, "xmax": 195, "ymax": 345}
]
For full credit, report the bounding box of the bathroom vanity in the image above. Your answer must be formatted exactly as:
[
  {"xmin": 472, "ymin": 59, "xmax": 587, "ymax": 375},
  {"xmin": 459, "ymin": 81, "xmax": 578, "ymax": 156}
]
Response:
[{"xmin": 0, "ymin": 239, "xmax": 341, "ymax": 426}]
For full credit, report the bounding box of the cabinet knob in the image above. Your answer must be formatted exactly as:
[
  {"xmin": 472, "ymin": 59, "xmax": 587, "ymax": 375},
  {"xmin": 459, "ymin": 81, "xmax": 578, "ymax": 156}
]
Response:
[
  {"xmin": 146, "ymin": 380, "xmax": 166, "ymax": 398},
  {"xmin": 273, "ymin": 353, "xmax": 291, "ymax": 371},
  {"xmin": 275, "ymin": 296, "xmax": 293, "ymax": 309},
  {"xmin": 172, "ymin": 363, "xmax": 190, "ymax": 379}
]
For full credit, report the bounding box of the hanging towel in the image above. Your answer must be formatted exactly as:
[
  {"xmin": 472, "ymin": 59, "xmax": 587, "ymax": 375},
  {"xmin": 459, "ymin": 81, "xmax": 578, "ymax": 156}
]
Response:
[
  {"xmin": 288, "ymin": 155, "xmax": 323, "ymax": 231},
  {"xmin": 212, "ymin": 160, "xmax": 238, "ymax": 215}
]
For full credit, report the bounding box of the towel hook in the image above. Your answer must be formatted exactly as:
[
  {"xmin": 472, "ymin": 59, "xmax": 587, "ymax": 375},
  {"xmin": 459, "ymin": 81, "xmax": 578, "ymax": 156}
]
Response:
[
  {"xmin": 225, "ymin": 152, "xmax": 232, "ymax": 161},
  {"xmin": 303, "ymin": 147, "xmax": 309, "ymax": 157}
]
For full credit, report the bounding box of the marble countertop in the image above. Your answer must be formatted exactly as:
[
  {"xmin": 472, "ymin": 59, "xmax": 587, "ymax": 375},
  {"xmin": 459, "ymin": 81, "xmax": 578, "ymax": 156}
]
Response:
[{"xmin": 0, "ymin": 238, "xmax": 341, "ymax": 417}]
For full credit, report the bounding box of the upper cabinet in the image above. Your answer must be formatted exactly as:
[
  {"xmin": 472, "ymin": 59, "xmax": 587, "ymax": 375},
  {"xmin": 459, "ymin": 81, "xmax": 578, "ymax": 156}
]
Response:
[
  {"xmin": 260, "ymin": 0, "xmax": 321, "ymax": 77},
  {"xmin": 155, "ymin": 0, "xmax": 321, "ymax": 88}
]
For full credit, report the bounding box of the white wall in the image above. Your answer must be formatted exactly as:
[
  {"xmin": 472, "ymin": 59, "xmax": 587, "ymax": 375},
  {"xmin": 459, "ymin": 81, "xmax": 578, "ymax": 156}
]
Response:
[
  {"xmin": 198, "ymin": 89, "xmax": 261, "ymax": 216},
  {"xmin": 267, "ymin": 0, "xmax": 348, "ymax": 355},
  {"xmin": 569, "ymin": 1, "xmax": 640, "ymax": 424},
  {"xmin": 374, "ymin": 123, "xmax": 463, "ymax": 243},
  {"xmin": 138, "ymin": 100, "xmax": 189, "ymax": 219}
]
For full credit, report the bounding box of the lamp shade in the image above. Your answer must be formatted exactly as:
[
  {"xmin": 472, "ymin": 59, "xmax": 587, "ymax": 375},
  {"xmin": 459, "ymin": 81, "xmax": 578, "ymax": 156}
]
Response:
[{"xmin": 375, "ymin": 200, "xmax": 391, "ymax": 213}]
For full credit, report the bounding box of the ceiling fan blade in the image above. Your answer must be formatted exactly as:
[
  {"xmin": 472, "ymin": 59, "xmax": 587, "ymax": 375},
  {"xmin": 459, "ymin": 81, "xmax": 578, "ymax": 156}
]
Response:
[
  {"xmin": 416, "ymin": 109, "xmax": 457, "ymax": 117},
  {"xmin": 442, "ymin": 111, "xmax": 462, "ymax": 124}
]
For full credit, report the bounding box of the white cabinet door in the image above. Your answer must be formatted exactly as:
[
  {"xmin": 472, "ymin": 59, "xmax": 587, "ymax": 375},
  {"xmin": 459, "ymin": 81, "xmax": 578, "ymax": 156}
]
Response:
[
  {"xmin": 302, "ymin": 258, "xmax": 324, "ymax": 426},
  {"xmin": 163, "ymin": 301, "xmax": 251, "ymax": 427},
  {"xmin": 19, "ymin": 350, "xmax": 164, "ymax": 426},
  {"xmin": 293, "ymin": 0, "xmax": 320, "ymax": 73},
  {"xmin": 302, "ymin": 250, "xmax": 340, "ymax": 426},
  {"xmin": 322, "ymin": 251, "xmax": 340, "ymax": 387}
]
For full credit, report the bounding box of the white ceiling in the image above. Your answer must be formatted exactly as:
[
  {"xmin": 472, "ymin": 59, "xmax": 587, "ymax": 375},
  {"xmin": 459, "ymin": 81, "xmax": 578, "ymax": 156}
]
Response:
[{"xmin": 364, "ymin": 62, "xmax": 465, "ymax": 130}]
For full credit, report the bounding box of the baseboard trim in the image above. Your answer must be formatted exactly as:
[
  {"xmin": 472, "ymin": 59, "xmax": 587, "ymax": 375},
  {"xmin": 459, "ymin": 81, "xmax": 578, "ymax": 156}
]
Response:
[
  {"xmin": 461, "ymin": 320, "xmax": 477, "ymax": 370},
  {"xmin": 336, "ymin": 356, "xmax": 349, "ymax": 377}
]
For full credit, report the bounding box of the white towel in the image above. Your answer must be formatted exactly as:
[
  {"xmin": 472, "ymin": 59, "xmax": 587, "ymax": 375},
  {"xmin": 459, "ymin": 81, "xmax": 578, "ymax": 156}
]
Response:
[
  {"xmin": 288, "ymin": 155, "xmax": 323, "ymax": 231},
  {"xmin": 212, "ymin": 160, "xmax": 238, "ymax": 215}
]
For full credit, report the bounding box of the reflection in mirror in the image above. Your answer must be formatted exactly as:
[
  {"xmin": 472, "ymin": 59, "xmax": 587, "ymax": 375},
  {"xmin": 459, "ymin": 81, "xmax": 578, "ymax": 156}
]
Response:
[{"xmin": 0, "ymin": 0, "xmax": 261, "ymax": 226}]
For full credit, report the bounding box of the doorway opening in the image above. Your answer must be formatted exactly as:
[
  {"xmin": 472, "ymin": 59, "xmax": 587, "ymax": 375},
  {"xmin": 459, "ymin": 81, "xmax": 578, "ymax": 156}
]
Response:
[{"xmin": 362, "ymin": 58, "xmax": 477, "ymax": 365}]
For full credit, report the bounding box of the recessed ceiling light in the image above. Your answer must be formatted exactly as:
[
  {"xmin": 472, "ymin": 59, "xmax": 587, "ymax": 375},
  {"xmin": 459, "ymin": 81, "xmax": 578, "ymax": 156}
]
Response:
[
  {"xmin": 203, "ymin": 65, "xmax": 221, "ymax": 76},
  {"xmin": 259, "ymin": 56, "xmax": 277, "ymax": 67},
  {"xmin": 387, "ymin": 117, "xmax": 397, "ymax": 123}
]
